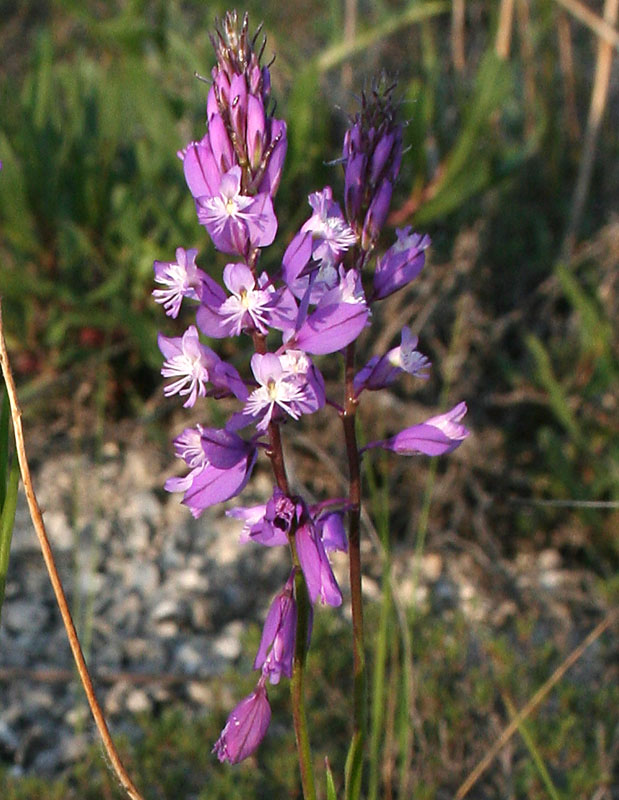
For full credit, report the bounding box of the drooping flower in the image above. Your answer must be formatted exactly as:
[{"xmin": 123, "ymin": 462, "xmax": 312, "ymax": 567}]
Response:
[
  {"xmin": 372, "ymin": 228, "xmax": 430, "ymax": 300},
  {"xmin": 354, "ymin": 326, "xmax": 431, "ymax": 394},
  {"xmin": 365, "ymin": 402, "xmax": 470, "ymax": 457},
  {"xmin": 254, "ymin": 572, "xmax": 298, "ymax": 684},
  {"xmin": 166, "ymin": 427, "xmax": 257, "ymax": 518},
  {"xmin": 213, "ymin": 677, "xmax": 271, "ymax": 764},
  {"xmin": 296, "ymin": 520, "xmax": 343, "ymax": 607},
  {"xmin": 316, "ymin": 512, "xmax": 348, "ymax": 553}
]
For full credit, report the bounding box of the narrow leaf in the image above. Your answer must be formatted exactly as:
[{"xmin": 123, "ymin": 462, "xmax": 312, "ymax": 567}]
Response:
[
  {"xmin": 325, "ymin": 757, "xmax": 338, "ymax": 800},
  {"xmin": 0, "ymin": 385, "xmax": 9, "ymax": 509},
  {"xmin": 0, "ymin": 456, "xmax": 20, "ymax": 622}
]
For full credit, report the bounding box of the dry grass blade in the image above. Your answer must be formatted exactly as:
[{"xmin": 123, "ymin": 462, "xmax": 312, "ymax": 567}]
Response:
[
  {"xmin": 554, "ymin": 0, "xmax": 619, "ymax": 51},
  {"xmin": 563, "ymin": 0, "xmax": 619, "ymax": 259},
  {"xmin": 454, "ymin": 613, "xmax": 616, "ymax": 799},
  {"xmin": 557, "ymin": 10, "xmax": 581, "ymax": 141},
  {"xmin": 452, "ymin": 0, "xmax": 466, "ymax": 73},
  {"xmin": 495, "ymin": 0, "xmax": 516, "ymax": 59},
  {"xmin": 0, "ymin": 301, "xmax": 145, "ymax": 800}
]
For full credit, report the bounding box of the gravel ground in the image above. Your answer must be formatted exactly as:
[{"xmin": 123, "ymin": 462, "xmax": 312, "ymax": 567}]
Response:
[{"xmin": 0, "ymin": 432, "xmax": 613, "ymax": 778}]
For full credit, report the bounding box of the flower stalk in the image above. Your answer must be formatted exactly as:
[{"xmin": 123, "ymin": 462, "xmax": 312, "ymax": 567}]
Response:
[
  {"xmin": 154, "ymin": 12, "xmax": 470, "ymax": 796},
  {"xmin": 342, "ymin": 341, "xmax": 366, "ymax": 800}
]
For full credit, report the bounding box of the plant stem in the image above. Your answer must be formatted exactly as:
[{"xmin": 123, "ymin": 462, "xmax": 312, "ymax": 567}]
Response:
[
  {"xmin": 290, "ymin": 559, "xmax": 317, "ymax": 800},
  {"xmin": 250, "ymin": 323, "xmax": 315, "ymax": 800},
  {"xmin": 342, "ymin": 341, "xmax": 366, "ymax": 800}
]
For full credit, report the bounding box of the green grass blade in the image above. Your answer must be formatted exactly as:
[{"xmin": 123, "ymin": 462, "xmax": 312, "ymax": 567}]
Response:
[
  {"xmin": 525, "ymin": 334, "xmax": 582, "ymax": 442},
  {"xmin": 315, "ymin": 1, "xmax": 450, "ymax": 73},
  {"xmin": 325, "ymin": 757, "xmax": 338, "ymax": 800},
  {"xmin": 503, "ymin": 693, "xmax": 563, "ymax": 800},
  {"xmin": 0, "ymin": 385, "xmax": 9, "ymax": 509},
  {"xmin": 0, "ymin": 456, "xmax": 20, "ymax": 623}
]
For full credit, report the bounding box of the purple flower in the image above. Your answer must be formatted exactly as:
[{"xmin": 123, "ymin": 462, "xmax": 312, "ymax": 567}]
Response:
[
  {"xmin": 372, "ymin": 228, "xmax": 430, "ymax": 300},
  {"xmin": 153, "ymin": 248, "xmax": 208, "ymax": 319},
  {"xmin": 182, "ymin": 130, "xmax": 232, "ymax": 200},
  {"xmin": 213, "ymin": 677, "xmax": 271, "ymax": 764},
  {"xmin": 158, "ymin": 326, "xmax": 213, "ymax": 408},
  {"xmin": 301, "ymin": 187, "xmax": 357, "ymax": 268},
  {"xmin": 205, "ymin": 11, "xmax": 287, "ymax": 198},
  {"xmin": 196, "ymin": 166, "xmax": 277, "ymax": 256},
  {"xmin": 166, "ymin": 427, "xmax": 257, "ymax": 517},
  {"xmin": 292, "ymin": 268, "xmax": 370, "ymax": 355},
  {"xmin": 254, "ymin": 573, "xmax": 297, "ymax": 684},
  {"xmin": 296, "ymin": 521, "xmax": 342, "ymax": 607},
  {"xmin": 354, "ymin": 327, "xmax": 431, "ymax": 394},
  {"xmin": 282, "ymin": 189, "xmax": 357, "ymax": 301},
  {"xmin": 342, "ymin": 82, "xmax": 403, "ymax": 247},
  {"xmin": 244, "ymin": 353, "xmax": 319, "ymax": 431},
  {"xmin": 227, "ymin": 502, "xmax": 270, "ymax": 542},
  {"xmin": 158, "ymin": 325, "xmax": 247, "ymax": 406},
  {"xmin": 197, "ymin": 263, "xmax": 297, "ymax": 339},
  {"xmin": 164, "ymin": 426, "xmax": 208, "ymax": 493},
  {"xmin": 278, "ymin": 350, "xmax": 326, "ymax": 414},
  {"xmin": 233, "ymin": 488, "xmax": 301, "ymax": 547},
  {"xmin": 366, "ymin": 402, "xmax": 470, "ymax": 457},
  {"xmin": 316, "ymin": 512, "xmax": 348, "ymax": 553}
]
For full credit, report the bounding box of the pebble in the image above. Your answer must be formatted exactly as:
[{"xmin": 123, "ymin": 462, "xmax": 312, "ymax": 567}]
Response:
[
  {"xmin": 3, "ymin": 600, "xmax": 49, "ymax": 634},
  {"xmin": 0, "ymin": 445, "xmax": 600, "ymax": 779}
]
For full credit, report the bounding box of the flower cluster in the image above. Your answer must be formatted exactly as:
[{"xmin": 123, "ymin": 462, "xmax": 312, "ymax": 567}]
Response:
[{"xmin": 155, "ymin": 12, "xmax": 469, "ymax": 766}]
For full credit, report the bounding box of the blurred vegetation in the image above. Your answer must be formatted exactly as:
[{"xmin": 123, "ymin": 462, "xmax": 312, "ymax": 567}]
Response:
[{"xmin": 0, "ymin": 607, "xmax": 616, "ymax": 799}]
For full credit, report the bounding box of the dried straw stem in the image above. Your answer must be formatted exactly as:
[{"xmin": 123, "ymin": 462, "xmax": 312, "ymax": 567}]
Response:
[
  {"xmin": 495, "ymin": 0, "xmax": 516, "ymax": 59},
  {"xmin": 0, "ymin": 302, "xmax": 145, "ymax": 800},
  {"xmin": 454, "ymin": 613, "xmax": 615, "ymax": 799},
  {"xmin": 556, "ymin": 10, "xmax": 581, "ymax": 141},
  {"xmin": 563, "ymin": 0, "xmax": 619, "ymax": 259},
  {"xmin": 452, "ymin": 0, "xmax": 466, "ymax": 73},
  {"xmin": 554, "ymin": 0, "xmax": 619, "ymax": 51}
]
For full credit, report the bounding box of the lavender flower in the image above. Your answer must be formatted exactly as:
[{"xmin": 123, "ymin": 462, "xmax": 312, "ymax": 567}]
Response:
[
  {"xmin": 154, "ymin": 14, "xmax": 471, "ymax": 780},
  {"xmin": 152, "ymin": 248, "xmax": 207, "ymax": 318},
  {"xmin": 158, "ymin": 325, "xmax": 247, "ymax": 406},
  {"xmin": 292, "ymin": 268, "xmax": 370, "ymax": 355},
  {"xmin": 213, "ymin": 677, "xmax": 271, "ymax": 764},
  {"xmin": 195, "ymin": 166, "xmax": 277, "ymax": 256},
  {"xmin": 354, "ymin": 326, "xmax": 431, "ymax": 394},
  {"xmin": 301, "ymin": 187, "xmax": 357, "ymax": 269},
  {"xmin": 372, "ymin": 228, "xmax": 431, "ymax": 300},
  {"xmin": 243, "ymin": 352, "xmax": 322, "ymax": 431},
  {"xmin": 197, "ymin": 262, "xmax": 297, "ymax": 338},
  {"xmin": 342, "ymin": 80, "xmax": 403, "ymax": 249},
  {"xmin": 254, "ymin": 572, "xmax": 298, "ymax": 684},
  {"xmin": 166, "ymin": 427, "xmax": 257, "ymax": 517},
  {"xmin": 366, "ymin": 402, "xmax": 470, "ymax": 457}
]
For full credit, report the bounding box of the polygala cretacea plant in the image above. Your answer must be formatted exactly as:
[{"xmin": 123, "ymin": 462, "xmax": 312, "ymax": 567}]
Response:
[{"xmin": 153, "ymin": 11, "xmax": 469, "ymax": 799}]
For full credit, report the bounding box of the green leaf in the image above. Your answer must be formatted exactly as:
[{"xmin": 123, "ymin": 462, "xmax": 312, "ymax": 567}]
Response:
[
  {"xmin": 526, "ymin": 335, "xmax": 582, "ymax": 443},
  {"xmin": 0, "ymin": 456, "xmax": 20, "ymax": 624},
  {"xmin": 0, "ymin": 385, "xmax": 9, "ymax": 509},
  {"xmin": 325, "ymin": 757, "xmax": 338, "ymax": 800}
]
